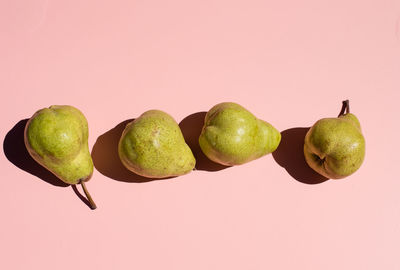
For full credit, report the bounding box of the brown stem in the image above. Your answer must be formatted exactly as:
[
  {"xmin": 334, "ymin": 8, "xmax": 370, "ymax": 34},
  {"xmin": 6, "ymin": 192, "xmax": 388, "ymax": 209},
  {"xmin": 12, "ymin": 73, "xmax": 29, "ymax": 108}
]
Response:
[
  {"xmin": 80, "ymin": 180, "xmax": 97, "ymax": 210},
  {"xmin": 338, "ymin": 99, "xmax": 350, "ymax": 117}
]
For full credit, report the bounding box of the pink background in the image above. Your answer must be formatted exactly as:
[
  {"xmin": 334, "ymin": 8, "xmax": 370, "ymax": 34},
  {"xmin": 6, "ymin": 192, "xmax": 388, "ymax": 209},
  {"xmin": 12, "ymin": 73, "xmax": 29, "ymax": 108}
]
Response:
[{"xmin": 1, "ymin": 0, "xmax": 400, "ymax": 269}]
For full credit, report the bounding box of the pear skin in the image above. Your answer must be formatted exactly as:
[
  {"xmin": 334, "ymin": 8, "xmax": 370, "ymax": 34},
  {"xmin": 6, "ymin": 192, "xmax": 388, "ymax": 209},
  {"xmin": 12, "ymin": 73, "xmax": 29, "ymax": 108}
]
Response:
[
  {"xmin": 304, "ymin": 100, "xmax": 365, "ymax": 179},
  {"xmin": 24, "ymin": 105, "xmax": 96, "ymax": 209},
  {"xmin": 118, "ymin": 110, "xmax": 196, "ymax": 178},
  {"xmin": 199, "ymin": 102, "xmax": 281, "ymax": 166}
]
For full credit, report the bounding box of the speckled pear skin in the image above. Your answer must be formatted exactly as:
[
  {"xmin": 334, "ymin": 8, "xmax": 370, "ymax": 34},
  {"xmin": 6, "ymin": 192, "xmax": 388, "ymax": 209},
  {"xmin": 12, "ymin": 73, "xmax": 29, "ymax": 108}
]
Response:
[
  {"xmin": 118, "ymin": 110, "xmax": 196, "ymax": 178},
  {"xmin": 24, "ymin": 105, "xmax": 94, "ymax": 185},
  {"xmin": 199, "ymin": 102, "xmax": 281, "ymax": 166},
  {"xmin": 304, "ymin": 113, "xmax": 365, "ymax": 179}
]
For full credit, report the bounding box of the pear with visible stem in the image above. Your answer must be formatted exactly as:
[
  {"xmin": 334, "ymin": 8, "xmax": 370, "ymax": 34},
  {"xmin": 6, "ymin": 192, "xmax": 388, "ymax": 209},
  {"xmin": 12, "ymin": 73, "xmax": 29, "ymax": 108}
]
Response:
[
  {"xmin": 118, "ymin": 110, "xmax": 196, "ymax": 178},
  {"xmin": 199, "ymin": 102, "xmax": 281, "ymax": 166},
  {"xmin": 304, "ymin": 100, "xmax": 365, "ymax": 179},
  {"xmin": 24, "ymin": 105, "xmax": 96, "ymax": 209}
]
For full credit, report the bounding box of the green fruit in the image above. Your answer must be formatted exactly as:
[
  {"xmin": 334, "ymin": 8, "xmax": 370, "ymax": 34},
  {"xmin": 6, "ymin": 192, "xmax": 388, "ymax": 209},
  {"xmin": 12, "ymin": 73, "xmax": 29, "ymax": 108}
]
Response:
[
  {"xmin": 304, "ymin": 100, "xmax": 365, "ymax": 179},
  {"xmin": 24, "ymin": 105, "xmax": 96, "ymax": 209},
  {"xmin": 118, "ymin": 110, "xmax": 196, "ymax": 178},
  {"xmin": 199, "ymin": 102, "xmax": 281, "ymax": 166}
]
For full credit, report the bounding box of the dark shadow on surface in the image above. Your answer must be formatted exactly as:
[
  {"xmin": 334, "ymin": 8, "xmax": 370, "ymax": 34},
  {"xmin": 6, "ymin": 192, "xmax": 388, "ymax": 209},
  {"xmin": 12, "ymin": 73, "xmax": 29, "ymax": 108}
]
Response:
[
  {"xmin": 179, "ymin": 112, "xmax": 229, "ymax": 172},
  {"xmin": 91, "ymin": 119, "xmax": 171, "ymax": 183},
  {"xmin": 272, "ymin": 127, "xmax": 328, "ymax": 184},
  {"xmin": 3, "ymin": 119, "xmax": 69, "ymax": 187}
]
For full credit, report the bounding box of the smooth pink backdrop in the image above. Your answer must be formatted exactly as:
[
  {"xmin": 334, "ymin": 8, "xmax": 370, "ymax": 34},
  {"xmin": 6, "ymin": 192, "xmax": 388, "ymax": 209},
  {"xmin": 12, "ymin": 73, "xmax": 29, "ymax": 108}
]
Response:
[{"xmin": 1, "ymin": 0, "xmax": 400, "ymax": 269}]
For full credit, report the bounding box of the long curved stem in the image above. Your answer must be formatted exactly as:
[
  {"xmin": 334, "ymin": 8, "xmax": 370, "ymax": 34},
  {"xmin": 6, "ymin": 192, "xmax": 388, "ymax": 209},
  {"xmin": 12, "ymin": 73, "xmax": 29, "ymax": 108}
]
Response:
[
  {"xmin": 80, "ymin": 181, "xmax": 97, "ymax": 210},
  {"xmin": 338, "ymin": 99, "xmax": 350, "ymax": 117}
]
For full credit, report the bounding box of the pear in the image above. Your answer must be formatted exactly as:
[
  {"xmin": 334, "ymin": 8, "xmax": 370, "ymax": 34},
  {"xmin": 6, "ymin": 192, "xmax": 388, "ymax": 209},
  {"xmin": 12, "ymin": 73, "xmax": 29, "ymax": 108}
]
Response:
[
  {"xmin": 118, "ymin": 110, "xmax": 196, "ymax": 178},
  {"xmin": 24, "ymin": 105, "xmax": 96, "ymax": 209},
  {"xmin": 304, "ymin": 100, "xmax": 365, "ymax": 179},
  {"xmin": 199, "ymin": 102, "xmax": 281, "ymax": 166}
]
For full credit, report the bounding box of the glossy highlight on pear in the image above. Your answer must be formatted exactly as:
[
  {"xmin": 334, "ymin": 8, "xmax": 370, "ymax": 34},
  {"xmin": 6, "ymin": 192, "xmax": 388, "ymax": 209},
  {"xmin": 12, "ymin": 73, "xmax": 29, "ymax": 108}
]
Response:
[
  {"xmin": 118, "ymin": 110, "xmax": 196, "ymax": 178},
  {"xmin": 24, "ymin": 105, "xmax": 97, "ymax": 209},
  {"xmin": 199, "ymin": 102, "xmax": 281, "ymax": 166},
  {"xmin": 304, "ymin": 100, "xmax": 365, "ymax": 179}
]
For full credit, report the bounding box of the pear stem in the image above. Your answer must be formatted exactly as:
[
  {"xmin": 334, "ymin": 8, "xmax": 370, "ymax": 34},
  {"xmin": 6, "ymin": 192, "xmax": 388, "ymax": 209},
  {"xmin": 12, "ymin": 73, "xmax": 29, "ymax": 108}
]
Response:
[
  {"xmin": 80, "ymin": 180, "xmax": 97, "ymax": 210},
  {"xmin": 338, "ymin": 100, "xmax": 350, "ymax": 117}
]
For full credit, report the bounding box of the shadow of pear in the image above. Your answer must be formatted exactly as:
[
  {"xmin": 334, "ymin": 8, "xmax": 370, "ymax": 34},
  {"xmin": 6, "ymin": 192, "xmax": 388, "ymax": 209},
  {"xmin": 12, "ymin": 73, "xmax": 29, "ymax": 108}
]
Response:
[
  {"xmin": 91, "ymin": 119, "xmax": 171, "ymax": 183},
  {"xmin": 179, "ymin": 112, "xmax": 229, "ymax": 172},
  {"xmin": 3, "ymin": 119, "xmax": 69, "ymax": 187},
  {"xmin": 272, "ymin": 127, "xmax": 329, "ymax": 184}
]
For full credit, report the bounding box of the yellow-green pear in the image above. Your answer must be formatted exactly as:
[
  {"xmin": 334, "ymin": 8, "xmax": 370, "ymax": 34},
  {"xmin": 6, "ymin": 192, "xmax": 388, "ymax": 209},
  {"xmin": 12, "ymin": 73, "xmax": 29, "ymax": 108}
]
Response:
[
  {"xmin": 199, "ymin": 102, "xmax": 281, "ymax": 166},
  {"xmin": 118, "ymin": 110, "xmax": 196, "ymax": 178},
  {"xmin": 24, "ymin": 105, "xmax": 96, "ymax": 209},
  {"xmin": 304, "ymin": 100, "xmax": 365, "ymax": 179}
]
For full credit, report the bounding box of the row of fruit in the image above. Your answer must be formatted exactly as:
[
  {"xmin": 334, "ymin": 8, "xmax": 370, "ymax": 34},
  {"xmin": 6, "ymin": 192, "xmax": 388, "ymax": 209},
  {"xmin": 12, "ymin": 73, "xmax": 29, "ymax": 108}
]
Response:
[{"xmin": 23, "ymin": 100, "xmax": 365, "ymax": 209}]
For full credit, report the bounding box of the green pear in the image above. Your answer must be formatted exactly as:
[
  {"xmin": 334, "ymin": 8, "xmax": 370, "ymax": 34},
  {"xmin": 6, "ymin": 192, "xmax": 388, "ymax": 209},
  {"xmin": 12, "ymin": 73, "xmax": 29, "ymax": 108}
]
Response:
[
  {"xmin": 304, "ymin": 100, "xmax": 365, "ymax": 179},
  {"xmin": 24, "ymin": 105, "xmax": 96, "ymax": 209},
  {"xmin": 118, "ymin": 110, "xmax": 196, "ymax": 178},
  {"xmin": 199, "ymin": 102, "xmax": 281, "ymax": 166}
]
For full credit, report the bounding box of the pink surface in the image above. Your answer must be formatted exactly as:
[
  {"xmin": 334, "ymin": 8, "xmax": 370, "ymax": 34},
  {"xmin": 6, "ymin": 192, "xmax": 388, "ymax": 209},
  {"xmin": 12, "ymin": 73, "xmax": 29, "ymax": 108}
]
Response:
[{"xmin": 1, "ymin": 0, "xmax": 400, "ymax": 269}]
